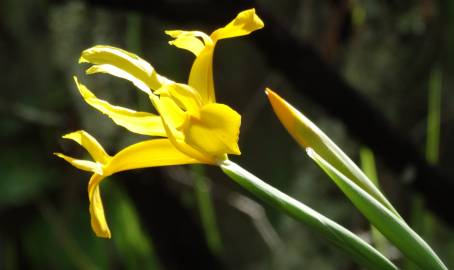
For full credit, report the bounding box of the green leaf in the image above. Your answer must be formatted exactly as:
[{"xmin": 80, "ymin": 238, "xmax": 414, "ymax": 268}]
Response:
[
  {"xmin": 307, "ymin": 148, "xmax": 447, "ymax": 270},
  {"xmin": 220, "ymin": 160, "xmax": 399, "ymax": 270}
]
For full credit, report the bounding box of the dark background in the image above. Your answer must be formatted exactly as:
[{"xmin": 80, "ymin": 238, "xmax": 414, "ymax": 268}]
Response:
[{"xmin": 1, "ymin": 0, "xmax": 454, "ymax": 269}]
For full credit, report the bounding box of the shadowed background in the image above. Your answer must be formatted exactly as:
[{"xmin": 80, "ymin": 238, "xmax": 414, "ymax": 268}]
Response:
[{"xmin": 1, "ymin": 0, "xmax": 454, "ymax": 269}]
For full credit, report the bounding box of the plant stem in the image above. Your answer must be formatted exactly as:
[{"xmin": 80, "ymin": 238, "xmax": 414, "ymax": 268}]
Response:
[{"xmin": 220, "ymin": 160, "xmax": 398, "ymax": 270}]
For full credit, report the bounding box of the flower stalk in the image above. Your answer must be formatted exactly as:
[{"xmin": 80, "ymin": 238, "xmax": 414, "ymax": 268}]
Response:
[{"xmin": 220, "ymin": 159, "xmax": 399, "ymax": 270}]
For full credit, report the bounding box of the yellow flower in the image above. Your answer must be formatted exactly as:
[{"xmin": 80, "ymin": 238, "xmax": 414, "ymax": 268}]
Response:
[{"xmin": 55, "ymin": 9, "xmax": 264, "ymax": 238}]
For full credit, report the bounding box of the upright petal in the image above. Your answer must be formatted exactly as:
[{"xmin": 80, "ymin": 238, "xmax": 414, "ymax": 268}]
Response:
[
  {"xmin": 210, "ymin": 9, "xmax": 264, "ymax": 41},
  {"xmin": 187, "ymin": 9, "xmax": 263, "ymax": 104},
  {"xmin": 75, "ymin": 77, "xmax": 166, "ymax": 137},
  {"xmin": 62, "ymin": 130, "xmax": 110, "ymax": 164},
  {"xmin": 80, "ymin": 45, "xmax": 172, "ymax": 92},
  {"xmin": 184, "ymin": 103, "xmax": 241, "ymax": 157},
  {"xmin": 165, "ymin": 30, "xmax": 212, "ymax": 57},
  {"xmin": 188, "ymin": 48, "xmax": 215, "ymax": 103}
]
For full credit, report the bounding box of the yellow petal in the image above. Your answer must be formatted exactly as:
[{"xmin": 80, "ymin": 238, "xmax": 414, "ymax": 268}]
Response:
[
  {"xmin": 187, "ymin": 9, "xmax": 263, "ymax": 104},
  {"xmin": 107, "ymin": 138, "xmax": 201, "ymax": 173},
  {"xmin": 165, "ymin": 30, "xmax": 212, "ymax": 56},
  {"xmin": 159, "ymin": 83, "xmax": 202, "ymax": 114},
  {"xmin": 88, "ymin": 174, "xmax": 111, "ymax": 238},
  {"xmin": 80, "ymin": 45, "xmax": 172, "ymax": 92},
  {"xmin": 86, "ymin": 64, "xmax": 152, "ymax": 94},
  {"xmin": 78, "ymin": 138, "xmax": 202, "ymax": 239},
  {"xmin": 62, "ymin": 130, "xmax": 110, "ymax": 164},
  {"xmin": 159, "ymin": 96, "xmax": 187, "ymax": 129},
  {"xmin": 149, "ymin": 94, "xmax": 215, "ymax": 164},
  {"xmin": 74, "ymin": 77, "xmax": 166, "ymax": 137},
  {"xmin": 210, "ymin": 9, "xmax": 264, "ymax": 41},
  {"xmin": 54, "ymin": 153, "xmax": 103, "ymax": 174},
  {"xmin": 184, "ymin": 103, "xmax": 241, "ymax": 157},
  {"xmin": 188, "ymin": 49, "xmax": 215, "ymax": 103}
]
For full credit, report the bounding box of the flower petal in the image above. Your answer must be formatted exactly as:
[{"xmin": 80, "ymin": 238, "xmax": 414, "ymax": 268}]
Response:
[
  {"xmin": 165, "ymin": 30, "xmax": 212, "ymax": 56},
  {"xmin": 158, "ymin": 83, "xmax": 202, "ymax": 114},
  {"xmin": 185, "ymin": 103, "xmax": 241, "ymax": 156},
  {"xmin": 88, "ymin": 174, "xmax": 111, "ymax": 238},
  {"xmin": 74, "ymin": 77, "xmax": 166, "ymax": 137},
  {"xmin": 54, "ymin": 153, "xmax": 103, "ymax": 174},
  {"xmin": 107, "ymin": 138, "xmax": 201, "ymax": 173},
  {"xmin": 149, "ymin": 94, "xmax": 214, "ymax": 163},
  {"xmin": 160, "ymin": 96, "xmax": 187, "ymax": 130},
  {"xmin": 187, "ymin": 9, "xmax": 263, "ymax": 104},
  {"xmin": 188, "ymin": 49, "xmax": 215, "ymax": 103},
  {"xmin": 80, "ymin": 45, "xmax": 172, "ymax": 92},
  {"xmin": 86, "ymin": 139, "xmax": 201, "ymax": 238},
  {"xmin": 210, "ymin": 9, "xmax": 264, "ymax": 41},
  {"xmin": 86, "ymin": 64, "xmax": 152, "ymax": 94},
  {"xmin": 62, "ymin": 130, "xmax": 110, "ymax": 164}
]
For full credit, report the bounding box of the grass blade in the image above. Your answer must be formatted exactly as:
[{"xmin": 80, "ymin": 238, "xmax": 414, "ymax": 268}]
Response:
[{"xmin": 426, "ymin": 65, "xmax": 442, "ymax": 164}]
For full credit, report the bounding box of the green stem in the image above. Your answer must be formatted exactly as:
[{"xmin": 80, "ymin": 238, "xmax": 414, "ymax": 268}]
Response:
[
  {"xmin": 220, "ymin": 160, "xmax": 398, "ymax": 270},
  {"xmin": 192, "ymin": 165, "xmax": 223, "ymax": 255}
]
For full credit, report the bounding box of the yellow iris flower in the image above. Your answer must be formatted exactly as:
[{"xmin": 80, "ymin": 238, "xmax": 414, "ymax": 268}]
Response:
[{"xmin": 55, "ymin": 9, "xmax": 264, "ymax": 238}]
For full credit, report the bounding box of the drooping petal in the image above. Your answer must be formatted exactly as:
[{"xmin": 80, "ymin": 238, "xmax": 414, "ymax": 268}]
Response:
[
  {"xmin": 80, "ymin": 45, "xmax": 172, "ymax": 92},
  {"xmin": 62, "ymin": 130, "xmax": 111, "ymax": 164},
  {"xmin": 54, "ymin": 153, "xmax": 103, "ymax": 174},
  {"xmin": 210, "ymin": 9, "xmax": 264, "ymax": 41},
  {"xmin": 184, "ymin": 103, "xmax": 241, "ymax": 156},
  {"xmin": 74, "ymin": 77, "xmax": 166, "ymax": 137},
  {"xmin": 87, "ymin": 174, "xmax": 111, "ymax": 238},
  {"xmin": 86, "ymin": 139, "xmax": 201, "ymax": 238},
  {"xmin": 165, "ymin": 30, "xmax": 212, "ymax": 56}
]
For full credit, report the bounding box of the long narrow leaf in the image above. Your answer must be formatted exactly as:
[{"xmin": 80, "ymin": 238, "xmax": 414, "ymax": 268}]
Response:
[
  {"xmin": 266, "ymin": 89, "xmax": 401, "ymax": 218},
  {"xmin": 307, "ymin": 148, "xmax": 447, "ymax": 270},
  {"xmin": 426, "ymin": 65, "xmax": 442, "ymax": 164},
  {"xmin": 220, "ymin": 160, "xmax": 399, "ymax": 270}
]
